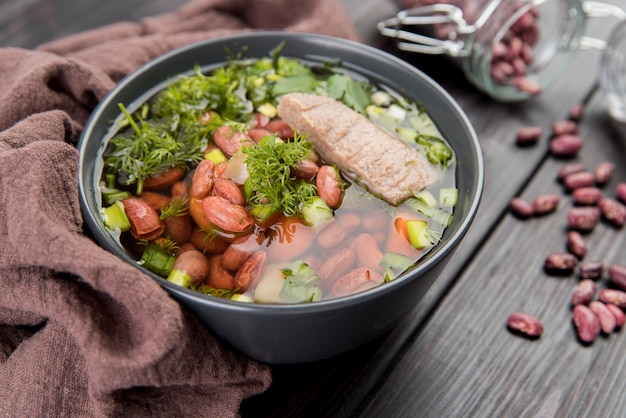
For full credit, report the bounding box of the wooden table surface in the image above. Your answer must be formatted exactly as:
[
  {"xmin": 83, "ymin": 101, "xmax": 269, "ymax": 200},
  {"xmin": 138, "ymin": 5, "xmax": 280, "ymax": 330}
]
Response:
[{"xmin": 4, "ymin": 0, "xmax": 626, "ymax": 416}]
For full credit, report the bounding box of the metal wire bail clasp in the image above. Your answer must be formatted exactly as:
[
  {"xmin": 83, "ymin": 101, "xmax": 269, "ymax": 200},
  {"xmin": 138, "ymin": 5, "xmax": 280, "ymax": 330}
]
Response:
[{"xmin": 377, "ymin": 4, "xmax": 477, "ymax": 57}]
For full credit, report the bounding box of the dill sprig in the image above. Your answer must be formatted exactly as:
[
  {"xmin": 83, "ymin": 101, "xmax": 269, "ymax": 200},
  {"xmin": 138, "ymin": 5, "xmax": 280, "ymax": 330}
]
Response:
[
  {"xmin": 242, "ymin": 134, "xmax": 318, "ymax": 217},
  {"xmin": 159, "ymin": 196, "xmax": 189, "ymax": 220},
  {"xmin": 103, "ymin": 103, "xmax": 205, "ymax": 194}
]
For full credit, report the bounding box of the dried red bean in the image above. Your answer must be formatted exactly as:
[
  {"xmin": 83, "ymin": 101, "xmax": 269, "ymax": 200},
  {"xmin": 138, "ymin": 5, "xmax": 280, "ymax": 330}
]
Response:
[
  {"xmin": 567, "ymin": 207, "xmax": 601, "ymax": 231},
  {"xmin": 589, "ymin": 301, "xmax": 617, "ymax": 334},
  {"xmin": 551, "ymin": 119, "xmax": 578, "ymax": 136},
  {"xmin": 515, "ymin": 126, "xmax": 543, "ymax": 146},
  {"xmin": 598, "ymin": 197, "xmax": 626, "ymax": 227},
  {"xmin": 573, "ymin": 305, "xmax": 601, "ymax": 343},
  {"xmin": 509, "ymin": 197, "xmax": 534, "ymax": 218},
  {"xmin": 550, "ymin": 134, "xmax": 583, "ymax": 158},
  {"xmin": 563, "ymin": 171, "xmax": 595, "ymax": 191},
  {"xmin": 568, "ymin": 103, "xmax": 585, "ymax": 121},
  {"xmin": 532, "ymin": 193, "xmax": 560, "ymax": 215},
  {"xmin": 599, "ymin": 289, "xmax": 626, "ymax": 308},
  {"xmin": 579, "ymin": 261, "xmax": 604, "ymax": 281},
  {"xmin": 606, "ymin": 304, "xmax": 625, "ymax": 327},
  {"xmin": 512, "ymin": 76, "xmax": 542, "ymax": 95},
  {"xmin": 544, "ymin": 252, "xmax": 578, "ymax": 274},
  {"xmin": 594, "ymin": 161, "xmax": 615, "ymax": 185},
  {"xmin": 507, "ymin": 312, "xmax": 544, "ymax": 338},
  {"xmin": 572, "ymin": 187, "xmax": 603, "ymax": 205},
  {"xmin": 557, "ymin": 163, "xmax": 586, "ymax": 181},
  {"xmin": 566, "ymin": 230, "xmax": 587, "ymax": 259},
  {"xmin": 608, "ymin": 264, "xmax": 626, "ymax": 291},
  {"xmin": 617, "ymin": 183, "xmax": 626, "ymax": 205},
  {"xmin": 571, "ymin": 279, "xmax": 596, "ymax": 305}
]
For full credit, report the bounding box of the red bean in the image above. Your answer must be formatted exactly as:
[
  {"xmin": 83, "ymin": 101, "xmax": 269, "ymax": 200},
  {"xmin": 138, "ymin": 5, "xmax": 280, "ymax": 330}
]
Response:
[
  {"xmin": 213, "ymin": 125, "xmax": 253, "ymax": 157},
  {"xmin": 316, "ymin": 165, "xmax": 342, "ymax": 209},
  {"xmin": 515, "ymin": 126, "xmax": 542, "ymax": 146}
]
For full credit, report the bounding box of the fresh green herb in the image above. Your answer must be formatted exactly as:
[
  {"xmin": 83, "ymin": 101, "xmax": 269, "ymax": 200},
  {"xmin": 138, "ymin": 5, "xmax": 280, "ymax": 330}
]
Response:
[
  {"xmin": 326, "ymin": 73, "xmax": 372, "ymax": 114},
  {"xmin": 242, "ymin": 134, "xmax": 318, "ymax": 217},
  {"xmin": 159, "ymin": 196, "xmax": 189, "ymax": 220},
  {"xmin": 190, "ymin": 285, "xmax": 243, "ymax": 299},
  {"xmin": 104, "ymin": 103, "xmax": 205, "ymax": 194}
]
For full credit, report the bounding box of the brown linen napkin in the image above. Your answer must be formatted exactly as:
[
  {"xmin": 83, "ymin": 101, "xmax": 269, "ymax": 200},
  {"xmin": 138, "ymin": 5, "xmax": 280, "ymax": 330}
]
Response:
[{"xmin": 0, "ymin": 1, "xmax": 359, "ymax": 417}]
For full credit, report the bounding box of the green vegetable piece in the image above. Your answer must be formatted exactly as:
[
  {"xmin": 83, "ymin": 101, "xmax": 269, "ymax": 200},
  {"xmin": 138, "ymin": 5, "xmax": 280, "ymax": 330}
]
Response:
[
  {"xmin": 167, "ymin": 269, "xmax": 192, "ymax": 288},
  {"xmin": 326, "ymin": 73, "xmax": 372, "ymax": 114},
  {"xmin": 405, "ymin": 219, "xmax": 434, "ymax": 250},
  {"xmin": 101, "ymin": 188, "xmax": 132, "ymax": 206},
  {"xmin": 279, "ymin": 261, "xmax": 322, "ymax": 303},
  {"xmin": 413, "ymin": 190, "xmax": 438, "ymax": 207},
  {"xmin": 439, "ymin": 188, "xmax": 458, "ymax": 207},
  {"xmin": 141, "ymin": 244, "xmax": 175, "ymax": 277},
  {"xmin": 231, "ymin": 294, "xmax": 254, "ymax": 303},
  {"xmin": 101, "ymin": 200, "xmax": 131, "ymax": 232},
  {"xmin": 405, "ymin": 198, "xmax": 452, "ymax": 227},
  {"xmin": 380, "ymin": 252, "xmax": 414, "ymax": 282},
  {"xmin": 416, "ymin": 135, "xmax": 454, "ymax": 168},
  {"xmin": 300, "ymin": 196, "xmax": 334, "ymax": 227},
  {"xmin": 271, "ymin": 74, "xmax": 318, "ymax": 96}
]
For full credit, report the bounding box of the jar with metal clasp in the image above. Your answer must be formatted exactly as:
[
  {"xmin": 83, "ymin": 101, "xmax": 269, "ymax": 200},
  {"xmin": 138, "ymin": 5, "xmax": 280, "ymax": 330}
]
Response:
[
  {"xmin": 378, "ymin": 0, "xmax": 626, "ymax": 102},
  {"xmin": 601, "ymin": 17, "xmax": 626, "ymax": 129}
]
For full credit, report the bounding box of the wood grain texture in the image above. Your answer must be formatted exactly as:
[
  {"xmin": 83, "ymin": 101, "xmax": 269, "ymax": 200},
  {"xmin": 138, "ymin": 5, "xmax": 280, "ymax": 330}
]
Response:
[{"xmin": 3, "ymin": 0, "xmax": 626, "ymax": 417}]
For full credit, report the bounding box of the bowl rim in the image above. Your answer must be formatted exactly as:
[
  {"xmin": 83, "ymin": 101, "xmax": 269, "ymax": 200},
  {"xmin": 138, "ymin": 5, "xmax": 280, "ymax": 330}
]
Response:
[{"xmin": 78, "ymin": 31, "xmax": 484, "ymax": 313}]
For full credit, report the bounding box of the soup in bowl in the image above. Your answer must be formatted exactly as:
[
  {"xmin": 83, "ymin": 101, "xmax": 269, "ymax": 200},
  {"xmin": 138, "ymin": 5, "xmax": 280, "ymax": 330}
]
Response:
[{"xmin": 79, "ymin": 32, "xmax": 483, "ymax": 364}]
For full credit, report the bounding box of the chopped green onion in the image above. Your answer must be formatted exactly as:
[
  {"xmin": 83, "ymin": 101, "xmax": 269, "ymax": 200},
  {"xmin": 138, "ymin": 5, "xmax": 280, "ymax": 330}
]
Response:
[
  {"xmin": 167, "ymin": 269, "xmax": 192, "ymax": 288},
  {"xmin": 381, "ymin": 252, "xmax": 414, "ymax": 282},
  {"xmin": 101, "ymin": 200, "xmax": 131, "ymax": 232},
  {"xmin": 405, "ymin": 198, "xmax": 453, "ymax": 227},
  {"xmin": 279, "ymin": 261, "xmax": 322, "ymax": 303},
  {"xmin": 141, "ymin": 244, "xmax": 175, "ymax": 277},
  {"xmin": 405, "ymin": 219, "xmax": 435, "ymax": 250},
  {"xmin": 370, "ymin": 91, "xmax": 392, "ymax": 107},
  {"xmin": 231, "ymin": 294, "xmax": 254, "ymax": 303},
  {"xmin": 407, "ymin": 112, "xmax": 443, "ymax": 138},
  {"xmin": 413, "ymin": 190, "xmax": 438, "ymax": 207},
  {"xmin": 101, "ymin": 188, "xmax": 132, "ymax": 206},
  {"xmin": 439, "ymin": 188, "xmax": 458, "ymax": 207},
  {"xmin": 300, "ymin": 196, "xmax": 334, "ymax": 227}
]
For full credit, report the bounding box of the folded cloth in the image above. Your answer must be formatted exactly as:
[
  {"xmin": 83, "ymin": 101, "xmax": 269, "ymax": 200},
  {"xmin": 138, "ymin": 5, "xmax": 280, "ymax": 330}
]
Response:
[{"xmin": 0, "ymin": 1, "xmax": 358, "ymax": 417}]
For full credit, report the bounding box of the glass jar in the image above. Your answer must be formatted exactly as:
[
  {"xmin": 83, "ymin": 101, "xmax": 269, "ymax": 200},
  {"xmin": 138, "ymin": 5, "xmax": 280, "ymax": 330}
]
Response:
[
  {"xmin": 379, "ymin": 0, "xmax": 626, "ymax": 102},
  {"xmin": 601, "ymin": 18, "xmax": 626, "ymax": 126}
]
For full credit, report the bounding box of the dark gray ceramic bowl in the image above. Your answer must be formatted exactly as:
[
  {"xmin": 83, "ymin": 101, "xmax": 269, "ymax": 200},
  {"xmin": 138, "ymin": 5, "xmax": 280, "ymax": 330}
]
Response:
[{"xmin": 78, "ymin": 32, "xmax": 483, "ymax": 364}]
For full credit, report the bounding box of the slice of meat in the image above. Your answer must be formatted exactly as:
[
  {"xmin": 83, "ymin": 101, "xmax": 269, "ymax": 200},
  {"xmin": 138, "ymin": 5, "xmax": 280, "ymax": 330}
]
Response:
[{"xmin": 277, "ymin": 93, "xmax": 438, "ymax": 206}]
